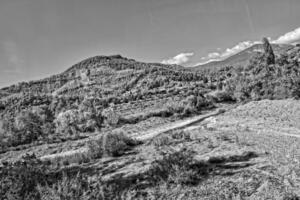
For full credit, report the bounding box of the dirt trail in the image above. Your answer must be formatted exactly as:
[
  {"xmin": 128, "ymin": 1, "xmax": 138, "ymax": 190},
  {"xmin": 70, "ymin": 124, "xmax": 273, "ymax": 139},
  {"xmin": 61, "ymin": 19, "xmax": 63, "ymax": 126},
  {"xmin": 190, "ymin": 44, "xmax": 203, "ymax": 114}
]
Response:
[
  {"xmin": 132, "ymin": 108, "xmax": 225, "ymax": 141},
  {"xmin": 255, "ymin": 128, "xmax": 300, "ymax": 139}
]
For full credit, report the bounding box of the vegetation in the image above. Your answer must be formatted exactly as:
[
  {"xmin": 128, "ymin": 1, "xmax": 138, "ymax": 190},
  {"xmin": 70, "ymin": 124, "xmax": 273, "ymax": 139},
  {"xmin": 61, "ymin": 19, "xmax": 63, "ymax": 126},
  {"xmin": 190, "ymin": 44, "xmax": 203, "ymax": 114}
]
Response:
[
  {"xmin": 1, "ymin": 43, "xmax": 300, "ymax": 199},
  {"xmin": 0, "ymin": 154, "xmax": 119, "ymax": 200},
  {"xmin": 203, "ymin": 42, "xmax": 300, "ymax": 102},
  {"xmin": 149, "ymin": 149, "xmax": 208, "ymax": 185},
  {"xmin": 0, "ymin": 154, "xmax": 49, "ymax": 200},
  {"xmin": 88, "ymin": 129, "xmax": 138, "ymax": 158}
]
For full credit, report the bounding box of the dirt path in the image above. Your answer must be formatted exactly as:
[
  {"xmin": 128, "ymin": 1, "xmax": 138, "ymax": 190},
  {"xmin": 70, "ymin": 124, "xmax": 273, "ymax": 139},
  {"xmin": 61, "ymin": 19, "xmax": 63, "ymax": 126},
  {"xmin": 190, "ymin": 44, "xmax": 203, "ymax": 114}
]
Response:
[
  {"xmin": 132, "ymin": 108, "xmax": 225, "ymax": 141},
  {"xmin": 255, "ymin": 129, "xmax": 300, "ymax": 139}
]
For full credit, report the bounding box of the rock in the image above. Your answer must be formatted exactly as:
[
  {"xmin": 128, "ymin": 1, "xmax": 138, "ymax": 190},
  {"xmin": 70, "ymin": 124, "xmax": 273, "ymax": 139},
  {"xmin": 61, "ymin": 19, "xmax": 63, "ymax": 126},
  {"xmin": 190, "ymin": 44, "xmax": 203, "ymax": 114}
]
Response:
[{"xmin": 262, "ymin": 37, "xmax": 275, "ymax": 65}]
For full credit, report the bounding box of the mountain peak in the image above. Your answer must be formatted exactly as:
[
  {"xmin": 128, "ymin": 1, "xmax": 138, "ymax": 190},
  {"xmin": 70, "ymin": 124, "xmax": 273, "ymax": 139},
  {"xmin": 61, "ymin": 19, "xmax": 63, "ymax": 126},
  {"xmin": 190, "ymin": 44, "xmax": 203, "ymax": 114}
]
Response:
[{"xmin": 64, "ymin": 54, "xmax": 135, "ymax": 73}]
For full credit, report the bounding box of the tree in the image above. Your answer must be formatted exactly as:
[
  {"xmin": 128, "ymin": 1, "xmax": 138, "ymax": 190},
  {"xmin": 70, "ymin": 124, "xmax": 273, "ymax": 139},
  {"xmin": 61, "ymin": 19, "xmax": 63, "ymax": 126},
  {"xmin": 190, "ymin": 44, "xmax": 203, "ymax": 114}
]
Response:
[
  {"xmin": 55, "ymin": 109, "xmax": 80, "ymax": 136},
  {"xmin": 13, "ymin": 109, "xmax": 44, "ymax": 145}
]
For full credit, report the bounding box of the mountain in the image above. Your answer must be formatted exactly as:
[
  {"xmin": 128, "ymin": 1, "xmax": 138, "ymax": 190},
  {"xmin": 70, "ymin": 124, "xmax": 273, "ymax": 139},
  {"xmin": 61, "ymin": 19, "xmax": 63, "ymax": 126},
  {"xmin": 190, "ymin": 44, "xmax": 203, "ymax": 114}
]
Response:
[
  {"xmin": 0, "ymin": 55, "xmax": 197, "ymax": 99},
  {"xmin": 193, "ymin": 43, "xmax": 294, "ymax": 71}
]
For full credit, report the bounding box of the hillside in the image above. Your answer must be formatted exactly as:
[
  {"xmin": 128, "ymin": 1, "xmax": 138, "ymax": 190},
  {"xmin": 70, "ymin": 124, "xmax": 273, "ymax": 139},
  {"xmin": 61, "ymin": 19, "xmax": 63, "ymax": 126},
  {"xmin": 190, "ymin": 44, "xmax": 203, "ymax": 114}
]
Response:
[
  {"xmin": 193, "ymin": 43, "xmax": 294, "ymax": 70},
  {"xmin": 1, "ymin": 43, "xmax": 300, "ymax": 199},
  {"xmin": 0, "ymin": 54, "xmax": 216, "ymax": 149}
]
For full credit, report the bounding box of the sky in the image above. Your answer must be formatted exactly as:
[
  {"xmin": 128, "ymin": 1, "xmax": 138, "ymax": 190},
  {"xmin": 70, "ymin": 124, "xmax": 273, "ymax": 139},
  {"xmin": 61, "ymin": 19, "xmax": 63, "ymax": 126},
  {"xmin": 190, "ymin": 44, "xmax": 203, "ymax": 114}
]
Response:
[{"xmin": 1, "ymin": 0, "xmax": 300, "ymax": 87}]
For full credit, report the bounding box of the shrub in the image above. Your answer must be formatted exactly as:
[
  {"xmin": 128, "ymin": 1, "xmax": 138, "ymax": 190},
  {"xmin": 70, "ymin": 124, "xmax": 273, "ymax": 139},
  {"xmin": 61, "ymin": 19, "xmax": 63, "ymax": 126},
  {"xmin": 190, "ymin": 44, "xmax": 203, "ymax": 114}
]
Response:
[
  {"xmin": 165, "ymin": 95, "xmax": 214, "ymax": 118},
  {"xmin": 88, "ymin": 129, "xmax": 137, "ymax": 158},
  {"xmin": 55, "ymin": 109, "xmax": 80, "ymax": 136},
  {"xmin": 166, "ymin": 100, "xmax": 185, "ymax": 114},
  {"xmin": 207, "ymin": 90, "xmax": 235, "ymax": 103},
  {"xmin": 149, "ymin": 149, "xmax": 209, "ymax": 185},
  {"xmin": 151, "ymin": 134, "xmax": 174, "ymax": 147},
  {"xmin": 102, "ymin": 107, "xmax": 120, "ymax": 127},
  {"xmin": 54, "ymin": 107, "xmax": 102, "ymax": 136}
]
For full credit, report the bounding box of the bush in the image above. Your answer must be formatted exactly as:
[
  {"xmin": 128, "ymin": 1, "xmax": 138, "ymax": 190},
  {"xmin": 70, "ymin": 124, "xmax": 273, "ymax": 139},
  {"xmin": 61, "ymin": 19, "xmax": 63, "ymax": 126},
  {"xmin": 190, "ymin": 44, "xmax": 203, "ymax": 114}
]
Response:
[
  {"xmin": 207, "ymin": 90, "xmax": 235, "ymax": 103},
  {"xmin": 151, "ymin": 134, "xmax": 174, "ymax": 147},
  {"xmin": 55, "ymin": 109, "xmax": 80, "ymax": 136},
  {"xmin": 149, "ymin": 149, "xmax": 209, "ymax": 185},
  {"xmin": 88, "ymin": 129, "xmax": 137, "ymax": 158},
  {"xmin": 166, "ymin": 95, "xmax": 214, "ymax": 117},
  {"xmin": 166, "ymin": 101, "xmax": 185, "ymax": 114},
  {"xmin": 102, "ymin": 107, "xmax": 120, "ymax": 127},
  {"xmin": 55, "ymin": 107, "xmax": 102, "ymax": 136}
]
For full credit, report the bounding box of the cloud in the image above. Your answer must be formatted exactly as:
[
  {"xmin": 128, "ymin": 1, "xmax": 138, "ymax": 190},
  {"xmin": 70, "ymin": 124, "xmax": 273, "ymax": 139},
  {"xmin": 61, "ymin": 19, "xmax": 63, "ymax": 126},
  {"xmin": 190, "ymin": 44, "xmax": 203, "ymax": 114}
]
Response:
[
  {"xmin": 198, "ymin": 41, "xmax": 259, "ymax": 65},
  {"xmin": 162, "ymin": 52, "xmax": 194, "ymax": 65},
  {"xmin": 194, "ymin": 59, "xmax": 220, "ymax": 66},
  {"xmin": 273, "ymin": 27, "xmax": 300, "ymax": 44},
  {"xmin": 222, "ymin": 41, "xmax": 258, "ymax": 58},
  {"xmin": 206, "ymin": 52, "xmax": 221, "ymax": 59}
]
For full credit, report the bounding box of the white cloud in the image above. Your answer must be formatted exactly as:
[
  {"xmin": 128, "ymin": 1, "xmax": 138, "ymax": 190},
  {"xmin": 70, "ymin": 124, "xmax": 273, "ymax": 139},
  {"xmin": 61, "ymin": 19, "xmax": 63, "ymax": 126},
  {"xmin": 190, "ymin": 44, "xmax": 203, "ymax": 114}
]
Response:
[
  {"xmin": 198, "ymin": 41, "xmax": 259, "ymax": 65},
  {"xmin": 223, "ymin": 41, "xmax": 256, "ymax": 57},
  {"xmin": 194, "ymin": 59, "xmax": 220, "ymax": 66},
  {"xmin": 273, "ymin": 27, "xmax": 300, "ymax": 44},
  {"xmin": 207, "ymin": 52, "xmax": 221, "ymax": 59},
  {"xmin": 162, "ymin": 52, "xmax": 194, "ymax": 65}
]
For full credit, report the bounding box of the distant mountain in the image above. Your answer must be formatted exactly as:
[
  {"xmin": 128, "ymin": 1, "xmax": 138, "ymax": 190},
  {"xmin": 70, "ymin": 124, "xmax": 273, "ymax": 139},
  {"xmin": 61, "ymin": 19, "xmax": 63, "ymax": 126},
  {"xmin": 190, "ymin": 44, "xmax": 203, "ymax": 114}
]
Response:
[{"xmin": 193, "ymin": 43, "xmax": 294, "ymax": 71}]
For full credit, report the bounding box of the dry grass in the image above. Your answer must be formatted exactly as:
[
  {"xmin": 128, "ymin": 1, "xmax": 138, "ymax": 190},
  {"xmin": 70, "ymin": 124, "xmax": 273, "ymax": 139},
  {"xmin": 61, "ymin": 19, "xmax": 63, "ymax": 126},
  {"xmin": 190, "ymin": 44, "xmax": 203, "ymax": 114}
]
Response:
[{"xmin": 40, "ymin": 148, "xmax": 90, "ymax": 166}]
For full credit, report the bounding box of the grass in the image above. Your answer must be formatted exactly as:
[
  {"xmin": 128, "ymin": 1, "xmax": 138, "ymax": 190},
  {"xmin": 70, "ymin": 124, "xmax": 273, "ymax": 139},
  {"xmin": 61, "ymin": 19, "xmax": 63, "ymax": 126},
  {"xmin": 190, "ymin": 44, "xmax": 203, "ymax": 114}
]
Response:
[{"xmin": 36, "ymin": 173, "xmax": 107, "ymax": 200}]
